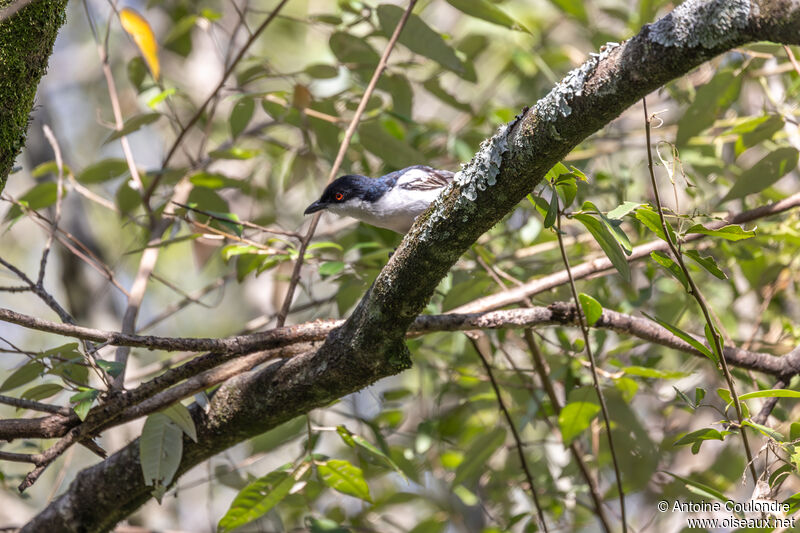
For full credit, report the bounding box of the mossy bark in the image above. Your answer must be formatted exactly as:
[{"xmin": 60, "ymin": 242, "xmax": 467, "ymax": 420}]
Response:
[{"xmin": 0, "ymin": 0, "xmax": 67, "ymax": 192}]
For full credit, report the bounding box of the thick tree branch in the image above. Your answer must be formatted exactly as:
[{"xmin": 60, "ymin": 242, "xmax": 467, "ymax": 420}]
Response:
[{"xmin": 21, "ymin": 1, "xmax": 800, "ymax": 530}]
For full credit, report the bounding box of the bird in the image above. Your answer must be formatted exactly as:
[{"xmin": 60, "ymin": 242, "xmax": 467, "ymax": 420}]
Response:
[{"xmin": 304, "ymin": 165, "xmax": 455, "ymax": 233}]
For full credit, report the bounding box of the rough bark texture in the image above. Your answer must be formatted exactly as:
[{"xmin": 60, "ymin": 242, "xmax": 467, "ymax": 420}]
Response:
[
  {"xmin": 0, "ymin": 0, "xmax": 67, "ymax": 191},
  {"xmin": 20, "ymin": 1, "xmax": 800, "ymax": 531}
]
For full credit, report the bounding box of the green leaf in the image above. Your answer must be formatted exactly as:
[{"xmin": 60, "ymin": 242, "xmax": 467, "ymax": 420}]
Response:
[
  {"xmin": 573, "ymin": 213, "xmax": 630, "ymax": 281},
  {"xmin": 31, "ymin": 160, "xmax": 67, "ymax": 178},
  {"xmin": 140, "ymin": 413, "xmax": 183, "ymax": 502},
  {"xmin": 103, "ymin": 112, "xmax": 161, "ymax": 143},
  {"xmin": 685, "ymin": 224, "xmax": 755, "ymax": 241},
  {"xmin": 117, "ymin": 181, "xmax": 141, "ymax": 215},
  {"xmin": 742, "ymin": 420, "xmax": 784, "ymax": 441},
  {"xmin": 308, "ymin": 517, "xmax": 350, "ymax": 533},
  {"xmin": 218, "ymin": 469, "xmax": 296, "ymax": 532},
  {"xmin": 582, "ymin": 200, "xmax": 632, "ymax": 254},
  {"xmin": 721, "ymin": 147, "xmax": 798, "ymax": 202},
  {"xmin": 79, "ymin": 159, "xmax": 129, "ymax": 184},
  {"xmin": 578, "ymin": 293, "xmax": 602, "ymax": 326},
  {"xmin": 317, "ymin": 459, "xmax": 372, "ymax": 502},
  {"xmin": 548, "ymin": 0, "xmax": 588, "ymax": 23},
  {"xmin": 162, "ymin": 402, "xmax": 198, "ymax": 442},
  {"xmin": 558, "ymin": 400, "xmax": 600, "ymax": 445},
  {"xmin": 634, "ymin": 206, "xmax": 676, "ymax": 243},
  {"xmin": 358, "ymin": 121, "xmax": 425, "ymax": 168},
  {"xmin": 230, "ymin": 97, "xmax": 255, "ymax": 139},
  {"xmin": 543, "ymin": 188, "xmax": 558, "ymax": 229},
  {"xmin": 673, "ymin": 386, "xmax": 695, "ymax": 408},
  {"xmin": 422, "ymin": 77, "xmax": 471, "ymax": 112},
  {"xmin": 555, "ymin": 175, "xmax": 577, "ymax": 208},
  {"xmin": 725, "ymin": 114, "xmax": 785, "ymax": 155},
  {"xmin": 221, "ymin": 244, "xmax": 261, "ymax": 261},
  {"xmin": 48, "ymin": 358, "xmax": 90, "ymax": 387},
  {"xmin": 147, "ymin": 87, "xmax": 176, "ymax": 108},
  {"xmin": 607, "ymin": 201, "xmax": 644, "ymax": 220},
  {"xmin": 453, "ymin": 427, "xmax": 506, "ymax": 485},
  {"xmin": 329, "ymin": 31, "xmax": 380, "ymax": 65},
  {"xmin": 704, "ymin": 324, "xmax": 723, "ymax": 363},
  {"xmin": 96, "ymin": 360, "xmax": 124, "ymax": 378},
  {"xmin": 377, "ymin": 5, "xmax": 463, "ymax": 74},
  {"xmin": 673, "ymin": 428, "xmax": 726, "ymax": 453},
  {"xmin": 208, "ymin": 146, "xmax": 259, "ymax": 160},
  {"xmin": 127, "ymin": 56, "xmax": 147, "ymax": 91},
  {"xmin": 20, "ymin": 383, "xmax": 63, "ymax": 402},
  {"xmin": 676, "ymin": 69, "xmax": 741, "ymax": 146},
  {"xmin": 739, "ymin": 389, "xmax": 800, "ymax": 401},
  {"xmin": 623, "ymin": 366, "xmax": 688, "ymax": 379},
  {"xmin": 0, "ymin": 361, "xmax": 45, "ymax": 392},
  {"xmin": 73, "ymin": 398, "xmax": 94, "ymax": 421},
  {"xmin": 307, "ymin": 242, "xmax": 344, "ymax": 252},
  {"xmin": 319, "ymin": 261, "xmax": 345, "ymax": 277},
  {"xmin": 305, "ymin": 64, "xmax": 339, "ymax": 79},
  {"xmin": 336, "ymin": 425, "xmax": 405, "ymax": 476},
  {"xmin": 663, "ymin": 472, "xmax": 728, "ymax": 502},
  {"xmin": 695, "ymin": 387, "xmax": 706, "ymax": 405},
  {"xmin": 69, "ymin": 388, "xmax": 99, "ymax": 421},
  {"xmin": 684, "ymin": 250, "xmax": 727, "ymax": 280},
  {"xmin": 4, "ymin": 182, "xmax": 60, "ymax": 221},
  {"xmin": 650, "ymin": 250, "xmax": 689, "ymax": 292},
  {"xmin": 445, "ymin": 0, "xmax": 525, "ymax": 31},
  {"xmin": 379, "ymin": 73, "xmax": 413, "ymax": 119},
  {"xmin": 643, "ymin": 312, "xmax": 716, "ymax": 363}
]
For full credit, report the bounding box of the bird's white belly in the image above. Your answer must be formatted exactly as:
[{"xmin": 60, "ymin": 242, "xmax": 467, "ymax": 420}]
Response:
[{"xmin": 332, "ymin": 188, "xmax": 440, "ymax": 233}]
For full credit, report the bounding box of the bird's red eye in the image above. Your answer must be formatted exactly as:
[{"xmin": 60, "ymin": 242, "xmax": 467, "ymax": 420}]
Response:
[{"xmin": 334, "ymin": 192, "xmax": 344, "ymax": 201}]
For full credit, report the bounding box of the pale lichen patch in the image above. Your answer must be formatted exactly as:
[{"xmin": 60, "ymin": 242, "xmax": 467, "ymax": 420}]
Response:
[
  {"xmin": 648, "ymin": 0, "xmax": 749, "ymax": 49},
  {"xmin": 417, "ymin": 120, "xmax": 517, "ymax": 241},
  {"xmin": 534, "ymin": 42, "xmax": 620, "ymax": 123}
]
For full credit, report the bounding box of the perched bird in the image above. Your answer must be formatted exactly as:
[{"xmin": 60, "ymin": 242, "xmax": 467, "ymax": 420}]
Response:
[{"xmin": 304, "ymin": 165, "xmax": 454, "ymax": 233}]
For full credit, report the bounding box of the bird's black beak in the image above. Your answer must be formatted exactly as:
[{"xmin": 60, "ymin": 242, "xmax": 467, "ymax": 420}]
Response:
[{"xmin": 304, "ymin": 200, "xmax": 325, "ymax": 215}]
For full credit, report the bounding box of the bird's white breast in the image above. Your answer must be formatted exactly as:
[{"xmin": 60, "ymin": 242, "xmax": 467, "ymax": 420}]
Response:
[{"xmin": 328, "ymin": 185, "xmax": 443, "ymax": 233}]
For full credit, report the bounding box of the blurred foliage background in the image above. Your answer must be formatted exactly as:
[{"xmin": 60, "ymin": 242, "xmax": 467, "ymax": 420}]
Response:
[{"xmin": 2, "ymin": 0, "xmax": 800, "ymax": 531}]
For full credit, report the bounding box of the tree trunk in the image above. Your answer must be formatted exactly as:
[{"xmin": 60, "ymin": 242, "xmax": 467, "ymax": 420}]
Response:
[{"xmin": 0, "ymin": 0, "xmax": 67, "ymax": 191}]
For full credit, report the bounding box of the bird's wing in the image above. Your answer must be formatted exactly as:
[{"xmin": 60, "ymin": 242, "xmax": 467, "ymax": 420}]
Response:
[{"xmin": 397, "ymin": 166, "xmax": 455, "ymax": 191}]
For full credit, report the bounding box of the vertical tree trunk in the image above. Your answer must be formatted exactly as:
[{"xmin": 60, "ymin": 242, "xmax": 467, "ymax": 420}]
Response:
[{"xmin": 0, "ymin": 0, "xmax": 68, "ymax": 191}]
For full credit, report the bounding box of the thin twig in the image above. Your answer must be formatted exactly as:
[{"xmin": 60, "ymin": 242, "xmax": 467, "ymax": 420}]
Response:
[
  {"xmin": 38, "ymin": 125, "xmax": 65, "ymax": 286},
  {"xmin": 783, "ymin": 45, "xmax": 800, "ymax": 77},
  {"xmin": 467, "ymin": 333, "xmax": 549, "ymax": 532},
  {"xmin": 473, "ymin": 249, "xmax": 611, "ymax": 532},
  {"xmin": 146, "ymin": 0, "xmax": 292, "ymax": 202},
  {"xmin": 752, "ymin": 379, "xmax": 786, "ymax": 425},
  {"xmin": 0, "ymin": 394, "xmax": 71, "ymax": 416},
  {"xmin": 642, "ymin": 97, "xmax": 756, "ymax": 482},
  {"xmin": 82, "ymin": 1, "xmax": 149, "ymax": 218},
  {"xmin": 524, "ymin": 331, "xmax": 612, "ymax": 533},
  {"xmin": 275, "ymin": 0, "xmax": 418, "ymax": 327},
  {"xmin": 555, "ymin": 211, "xmax": 627, "ymax": 532},
  {"xmin": 172, "ymin": 201, "xmax": 302, "ymax": 239}
]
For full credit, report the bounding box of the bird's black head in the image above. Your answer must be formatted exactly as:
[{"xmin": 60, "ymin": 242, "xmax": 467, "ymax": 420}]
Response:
[{"xmin": 304, "ymin": 174, "xmax": 384, "ymax": 215}]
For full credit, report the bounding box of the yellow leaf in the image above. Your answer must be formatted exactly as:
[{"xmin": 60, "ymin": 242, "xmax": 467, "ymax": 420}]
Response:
[{"xmin": 120, "ymin": 8, "xmax": 160, "ymax": 81}]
